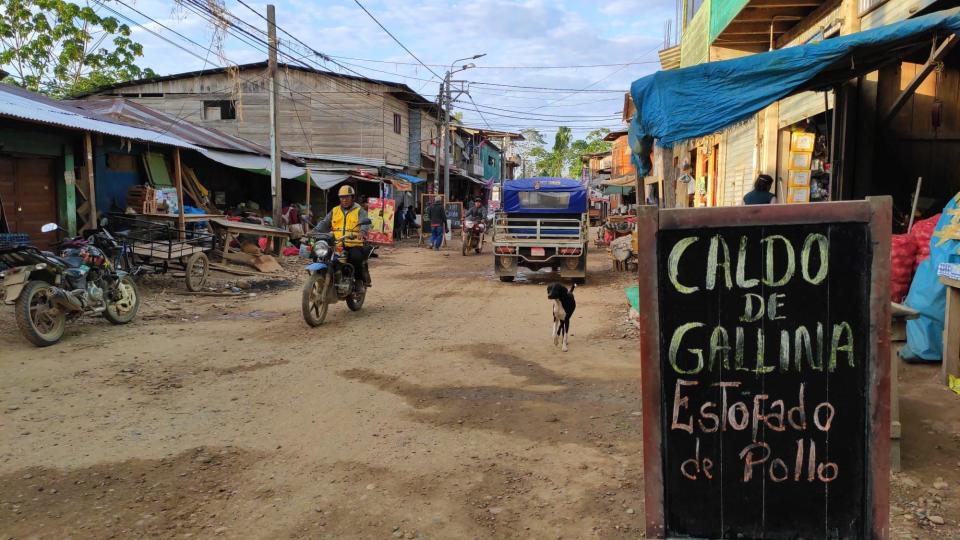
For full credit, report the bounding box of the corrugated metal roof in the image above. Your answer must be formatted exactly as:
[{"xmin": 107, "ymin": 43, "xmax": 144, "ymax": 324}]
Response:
[
  {"xmin": 74, "ymin": 61, "xmax": 437, "ymax": 109},
  {"xmin": 0, "ymin": 83, "xmax": 201, "ymax": 150},
  {"xmin": 68, "ymin": 98, "xmax": 302, "ymax": 164},
  {"xmin": 291, "ymin": 152, "xmax": 387, "ymax": 168}
]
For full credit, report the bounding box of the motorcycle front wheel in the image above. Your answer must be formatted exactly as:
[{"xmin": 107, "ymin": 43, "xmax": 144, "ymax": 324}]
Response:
[
  {"xmin": 104, "ymin": 275, "xmax": 141, "ymax": 324},
  {"xmin": 15, "ymin": 280, "xmax": 66, "ymax": 347},
  {"xmin": 302, "ymin": 271, "xmax": 331, "ymax": 327}
]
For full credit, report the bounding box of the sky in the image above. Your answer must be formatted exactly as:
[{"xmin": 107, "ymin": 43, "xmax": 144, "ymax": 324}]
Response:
[{"xmin": 105, "ymin": 0, "xmax": 677, "ymax": 141}]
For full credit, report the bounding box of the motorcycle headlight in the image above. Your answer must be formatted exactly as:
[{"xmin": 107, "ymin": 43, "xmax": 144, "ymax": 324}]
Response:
[{"xmin": 313, "ymin": 240, "xmax": 331, "ymax": 258}]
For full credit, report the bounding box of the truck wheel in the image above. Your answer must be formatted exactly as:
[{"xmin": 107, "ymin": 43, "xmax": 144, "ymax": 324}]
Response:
[
  {"xmin": 15, "ymin": 281, "xmax": 66, "ymax": 347},
  {"xmin": 499, "ymin": 276, "xmax": 515, "ymax": 283}
]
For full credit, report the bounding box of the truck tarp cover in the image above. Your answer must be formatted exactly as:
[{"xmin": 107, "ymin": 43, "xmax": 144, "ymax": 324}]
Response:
[
  {"xmin": 628, "ymin": 8, "xmax": 960, "ymax": 173},
  {"xmin": 502, "ymin": 177, "xmax": 587, "ymax": 214}
]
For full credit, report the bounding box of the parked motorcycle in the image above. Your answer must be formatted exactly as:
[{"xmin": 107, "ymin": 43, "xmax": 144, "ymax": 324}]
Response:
[
  {"xmin": 0, "ymin": 223, "xmax": 141, "ymax": 347},
  {"xmin": 461, "ymin": 218, "xmax": 486, "ymax": 256},
  {"xmin": 300, "ymin": 220, "xmax": 373, "ymax": 327}
]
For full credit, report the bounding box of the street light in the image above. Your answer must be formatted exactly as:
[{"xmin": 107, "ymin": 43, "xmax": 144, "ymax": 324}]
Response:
[{"xmin": 439, "ymin": 53, "xmax": 486, "ymax": 203}]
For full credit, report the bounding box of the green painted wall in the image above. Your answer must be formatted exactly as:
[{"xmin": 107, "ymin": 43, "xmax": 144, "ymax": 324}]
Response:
[
  {"xmin": 0, "ymin": 125, "xmax": 69, "ymax": 157},
  {"xmin": 680, "ymin": 0, "xmax": 712, "ymax": 67},
  {"xmin": 481, "ymin": 144, "xmax": 502, "ymax": 183},
  {"xmin": 710, "ymin": 0, "xmax": 749, "ymax": 42}
]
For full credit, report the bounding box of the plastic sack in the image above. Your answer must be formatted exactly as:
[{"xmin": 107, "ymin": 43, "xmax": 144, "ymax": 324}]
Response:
[
  {"xmin": 891, "ymin": 234, "xmax": 917, "ymax": 302},
  {"xmin": 625, "ymin": 286, "xmax": 640, "ymax": 312},
  {"xmin": 902, "ymin": 202, "xmax": 958, "ymax": 361},
  {"xmin": 911, "ymin": 213, "xmax": 941, "ymax": 269}
]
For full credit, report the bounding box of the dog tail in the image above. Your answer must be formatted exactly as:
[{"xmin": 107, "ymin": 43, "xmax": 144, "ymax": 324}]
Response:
[{"xmin": 570, "ymin": 283, "xmax": 577, "ymax": 293}]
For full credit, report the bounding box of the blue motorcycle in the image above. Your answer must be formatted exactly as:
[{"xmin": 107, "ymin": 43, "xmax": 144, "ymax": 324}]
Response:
[{"xmin": 300, "ymin": 221, "xmax": 373, "ymax": 327}]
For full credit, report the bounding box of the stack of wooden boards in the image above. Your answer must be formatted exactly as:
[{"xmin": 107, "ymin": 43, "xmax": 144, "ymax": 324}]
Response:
[{"xmin": 126, "ymin": 185, "xmax": 157, "ymax": 214}]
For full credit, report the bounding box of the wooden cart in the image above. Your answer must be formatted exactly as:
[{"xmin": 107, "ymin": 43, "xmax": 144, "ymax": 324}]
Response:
[{"xmin": 106, "ymin": 214, "xmax": 215, "ymax": 292}]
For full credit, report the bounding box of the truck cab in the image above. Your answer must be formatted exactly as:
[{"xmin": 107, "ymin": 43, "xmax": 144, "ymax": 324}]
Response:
[{"xmin": 492, "ymin": 178, "xmax": 588, "ymax": 283}]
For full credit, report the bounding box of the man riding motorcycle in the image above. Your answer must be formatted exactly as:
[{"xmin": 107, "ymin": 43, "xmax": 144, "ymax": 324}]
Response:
[
  {"xmin": 465, "ymin": 198, "xmax": 486, "ymax": 222},
  {"xmin": 313, "ymin": 185, "xmax": 373, "ymax": 287}
]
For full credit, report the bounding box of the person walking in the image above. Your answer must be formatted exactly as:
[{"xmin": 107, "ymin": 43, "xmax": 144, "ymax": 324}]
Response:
[
  {"xmin": 743, "ymin": 174, "xmax": 777, "ymax": 205},
  {"xmin": 404, "ymin": 205, "xmax": 417, "ymax": 238},
  {"xmin": 427, "ymin": 199, "xmax": 446, "ymax": 250}
]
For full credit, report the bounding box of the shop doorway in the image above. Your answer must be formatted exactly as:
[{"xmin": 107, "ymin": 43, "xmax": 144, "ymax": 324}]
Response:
[{"xmin": 0, "ymin": 155, "xmax": 58, "ymax": 247}]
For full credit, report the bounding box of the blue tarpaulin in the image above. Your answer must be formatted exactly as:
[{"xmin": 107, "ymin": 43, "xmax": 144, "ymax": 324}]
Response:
[
  {"xmin": 502, "ymin": 177, "xmax": 587, "ymax": 214},
  {"xmin": 628, "ymin": 8, "xmax": 960, "ymax": 175},
  {"xmin": 389, "ymin": 172, "xmax": 426, "ymax": 184}
]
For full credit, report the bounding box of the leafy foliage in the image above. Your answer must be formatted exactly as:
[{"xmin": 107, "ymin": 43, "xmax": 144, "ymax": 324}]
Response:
[
  {"xmin": 521, "ymin": 127, "xmax": 612, "ymax": 179},
  {"xmin": 0, "ymin": 0, "xmax": 156, "ymax": 97}
]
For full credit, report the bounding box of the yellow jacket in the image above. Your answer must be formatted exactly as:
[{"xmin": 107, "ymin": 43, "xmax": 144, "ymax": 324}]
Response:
[{"xmin": 327, "ymin": 204, "xmax": 366, "ymax": 247}]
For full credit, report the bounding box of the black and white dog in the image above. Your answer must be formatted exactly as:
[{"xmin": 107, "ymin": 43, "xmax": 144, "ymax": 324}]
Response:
[{"xmin": 547, "ymin": 283, "xmax": 577, "ymax": 352}]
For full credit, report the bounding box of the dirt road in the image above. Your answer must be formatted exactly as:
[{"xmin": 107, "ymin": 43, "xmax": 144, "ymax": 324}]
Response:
[{"xmin": 0, "ymin": 241, "xmax": 958, "ymax": 539}]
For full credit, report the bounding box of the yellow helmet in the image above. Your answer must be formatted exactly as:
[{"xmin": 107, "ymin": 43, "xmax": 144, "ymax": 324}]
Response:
[{"xmin": 338, "ymin": 185, "xmax": 355, "ymax": 197}]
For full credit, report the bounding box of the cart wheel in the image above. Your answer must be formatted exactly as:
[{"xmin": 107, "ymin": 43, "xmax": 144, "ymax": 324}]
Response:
[{"xmin": 185, "ymin": 252, "xmax": 210, "ymax": 292}]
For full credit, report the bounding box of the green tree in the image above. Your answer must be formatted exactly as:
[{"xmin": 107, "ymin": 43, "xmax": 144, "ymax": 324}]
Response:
[
  {"xmin": 533, "ymin": 126, "xmax": 572, "ymax": 178},
  {"xmin": 565, "ymin": 128, "xmax": 612, "ymax": 178},
  {"xmin": 515, "ymin": 128, "xmax": 546, "ymax": 177},
  {"xmin": 0, "ymin": 0, "xmax": 156, "ymax": 97}
]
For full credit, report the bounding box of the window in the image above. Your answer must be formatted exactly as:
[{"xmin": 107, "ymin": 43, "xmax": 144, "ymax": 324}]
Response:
[
  {"xmin": 686, "ymin": 0, "xmax": 705, "ymax": 23},
  {"xmin": 859, "ymin": 0, "xmax": 889, "ymax": 15},
  {"xmin": 518, "ymin": 192, "xmax": 571, "ymax": 210},
  {"xmin": 393, "ymin": 113, "xmax": 402, "ymax": 134},
  {"xmin": 203, "ymin": 100, "xmax": 236, "ymax": 120}
]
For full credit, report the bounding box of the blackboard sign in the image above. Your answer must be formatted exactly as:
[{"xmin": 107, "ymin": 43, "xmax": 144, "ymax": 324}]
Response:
[
  {"xmin": 636, "ymin": 200, "xmax": 891, "ymax": 540},
  {"xmin": 446, "ymin": 202, "xmax": 463, "ymax": 230}
]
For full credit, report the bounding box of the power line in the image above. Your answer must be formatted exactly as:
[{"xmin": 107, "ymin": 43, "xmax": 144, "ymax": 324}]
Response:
[
  {"xmin": 527, "ymin": 45, "xmax": 661, "ymax": 112},
  {"xmin": 324, "ymin": 55, "xmax": 661, "ymax": 70},
  {"xmin": 110, "ymin": 0, "xmax": 392, "ymax": 131},
  {"xmin": 455, "ymin": 100, "xmax": 622, "ymax": 119},
  {"xmin": 465, "ymin": 92, "xmax": 491, "ymax": 130},
  {"xmin": 350, "ymin": 0, "xmax": 443, "ymax": 81},
  {"xmin": 465, "ymin": 81, "xmax": 625, "ymax": 93}
]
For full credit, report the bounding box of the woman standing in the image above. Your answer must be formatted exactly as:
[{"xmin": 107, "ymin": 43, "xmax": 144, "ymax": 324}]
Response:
[{"xmin": 743, "ymin": 174, "xmax": 777, "ymax": 205}]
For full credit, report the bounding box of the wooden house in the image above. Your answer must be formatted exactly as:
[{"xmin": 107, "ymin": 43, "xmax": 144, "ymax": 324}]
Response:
[{"xmin": 77, "ymin": 62, "xmax": 440, "ymax": 175}]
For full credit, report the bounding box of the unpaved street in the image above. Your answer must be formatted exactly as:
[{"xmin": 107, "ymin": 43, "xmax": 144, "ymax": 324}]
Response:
[{"xmin": 0, "ymin": 244, "xmax": 959, "ymax": 539}]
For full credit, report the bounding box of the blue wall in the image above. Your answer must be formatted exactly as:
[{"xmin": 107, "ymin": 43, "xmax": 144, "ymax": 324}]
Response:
[{"xmin": 94, "ymin": 141, "xmax": 147, "ymax": 214}]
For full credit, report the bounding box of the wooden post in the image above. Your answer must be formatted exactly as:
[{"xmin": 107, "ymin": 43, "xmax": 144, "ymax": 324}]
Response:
[
  {"xmin": 62, "ymin": 145, "xmax": 77, "ymax": 236},
  {"xmin": 173, "ymin": 147, "xmax": 185, "ymax": 239},
  {"xmin": 84, "ymin": 132, "xmax": 97, "ymax": 231},
  {"xmin": 305, "ymin": 173, "xmax": 312, "ymax": 213},
  {"xmin": 267, "ymin": 4, "xmax": 282, "ymax": 227}
]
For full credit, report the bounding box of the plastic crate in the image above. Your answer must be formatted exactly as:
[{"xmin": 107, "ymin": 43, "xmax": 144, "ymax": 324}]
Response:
[{"xmin": 0, "ymin": 233, "xmax": 29, "ymax": 250}]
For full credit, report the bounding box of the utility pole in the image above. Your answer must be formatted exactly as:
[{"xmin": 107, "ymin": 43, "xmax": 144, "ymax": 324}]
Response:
[
  {"xmin": 442, "ymin": 71, "xmax": 452, "ymax": 201},
  {"xmin": 433, "ymin": 82, "xmax": 444, "ymax": 195},
  {"xmin": 267, "ymin": 4, "xmax": 282, "ymax": 227}
]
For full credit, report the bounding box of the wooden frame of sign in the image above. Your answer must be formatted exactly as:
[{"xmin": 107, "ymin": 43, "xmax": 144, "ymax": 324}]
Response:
[{"xmin": 636, "ymin": 198, "xmax": 891, "ymax": 540}]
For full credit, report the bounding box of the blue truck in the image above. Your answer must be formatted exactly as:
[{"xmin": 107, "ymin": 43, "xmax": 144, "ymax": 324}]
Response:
[{"xmin": 492, "ymin": 178, "xmax": 588, "ymax": 283}]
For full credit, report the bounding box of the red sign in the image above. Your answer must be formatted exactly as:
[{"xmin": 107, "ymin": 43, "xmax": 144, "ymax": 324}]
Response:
[{"xmin": 366, "ymin": 198, "xmax": 395, "ymax": 245}]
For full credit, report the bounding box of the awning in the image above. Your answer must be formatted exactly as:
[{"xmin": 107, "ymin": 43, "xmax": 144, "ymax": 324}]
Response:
[
  {"xmin": 350, "ymin": 174, "xmax": 382, "ymax": 184},
  {"xmin": 628, "ymin": 8, "xmax": 960, "ymax": 172},
  {"xmin": 200, "ymin": 149, "xmax": 306, "ymax": 179},
  {"xmin": 453, "ymin": 171, "xmax": 490, "ymax": 187},
  {"xmin": 388, "ymin": 172, "xmax": 426, "ymax": 184},
  {"xmin": 309, "ymin": 172, "xmax": 350, "ymax": 190}
]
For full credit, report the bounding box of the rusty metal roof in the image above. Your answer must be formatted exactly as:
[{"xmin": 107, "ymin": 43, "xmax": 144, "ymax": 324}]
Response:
[
  {"xmin": 68, "ymin": 97, "xmax": 302, "ymax": 164},
  {"xmin": 0, "ymin": 83, "xmax": 201, "ymax": 150}
]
